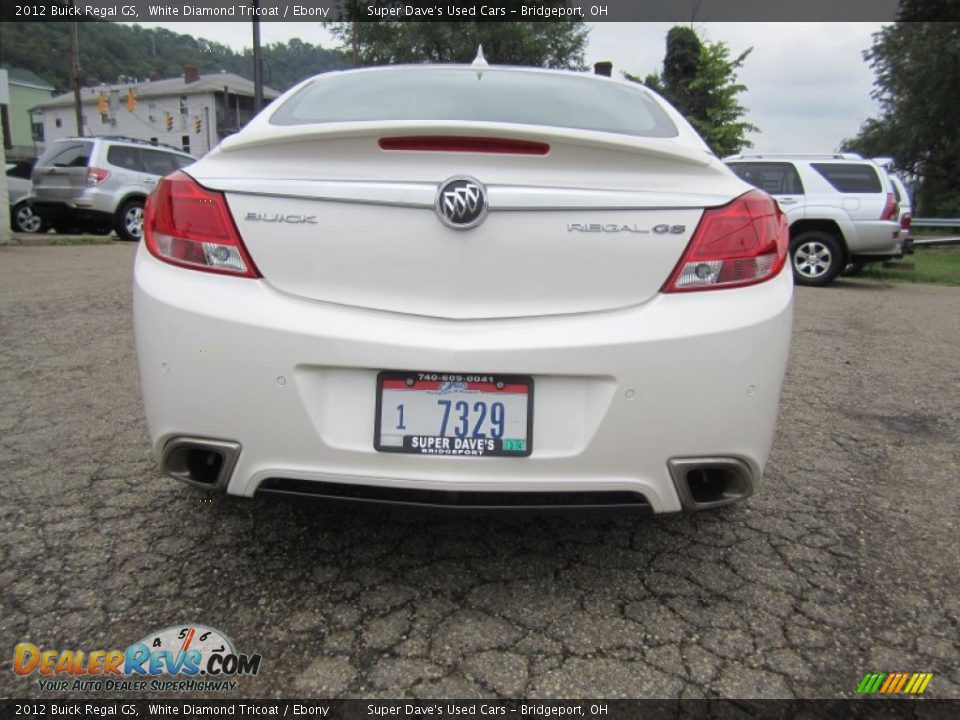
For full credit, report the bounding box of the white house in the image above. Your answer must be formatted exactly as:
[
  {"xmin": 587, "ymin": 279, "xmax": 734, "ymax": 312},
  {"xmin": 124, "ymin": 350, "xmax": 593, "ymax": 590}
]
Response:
[{"xmin": 32, "ymin": 67, "xmax": 280, "ymax": 157}]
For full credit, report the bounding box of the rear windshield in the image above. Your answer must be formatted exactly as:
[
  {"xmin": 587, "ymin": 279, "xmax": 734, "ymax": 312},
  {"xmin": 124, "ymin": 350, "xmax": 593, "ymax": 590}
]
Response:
[
  {"xmin": 37, "ymin": 140, "xmax": 93, "ymax": 168},
  {"xmin": 811, "ymin": 163, "xmax": 882, "ymax": 193},
  {"xmin": 271, "ymin": 68, "xmax": 679, "ymax": 138}
]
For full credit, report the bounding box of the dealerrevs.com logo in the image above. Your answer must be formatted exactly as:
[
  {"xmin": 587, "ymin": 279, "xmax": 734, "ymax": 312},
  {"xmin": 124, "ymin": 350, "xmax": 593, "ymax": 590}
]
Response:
[{"xmin": 13, "ymin": 624, "xmax": 262, "ymax": 693}]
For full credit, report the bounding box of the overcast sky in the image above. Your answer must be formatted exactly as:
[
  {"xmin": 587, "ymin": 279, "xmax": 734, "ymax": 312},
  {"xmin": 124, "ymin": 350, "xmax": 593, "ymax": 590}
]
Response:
[{"xmin": 129, "ymin": 21, "xmax": 886, "ymax": 153}]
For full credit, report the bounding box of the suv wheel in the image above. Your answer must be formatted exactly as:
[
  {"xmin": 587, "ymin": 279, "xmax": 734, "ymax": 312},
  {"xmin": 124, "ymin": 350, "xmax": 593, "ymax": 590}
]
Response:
[
  {"xmin": 12, "ymin": 201, "xmax": 45, "ymax": 233},
  {"xmin": 116, "ymin": 199, "xmax": 145, "ymax": 242},
  {"xmin": 790, "ymin": 231, "xmax": 844, "ymax": 286}
]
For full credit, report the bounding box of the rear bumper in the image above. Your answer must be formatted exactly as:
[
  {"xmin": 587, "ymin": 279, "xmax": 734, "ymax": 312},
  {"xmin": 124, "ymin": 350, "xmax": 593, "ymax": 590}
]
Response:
[
  {"xmin": 133, "ymin": 248, "xmax": 793, "ymax": 513},
  {"xmin": 847, "ymin": 220, "xmax": 902, "ymax": 256}
]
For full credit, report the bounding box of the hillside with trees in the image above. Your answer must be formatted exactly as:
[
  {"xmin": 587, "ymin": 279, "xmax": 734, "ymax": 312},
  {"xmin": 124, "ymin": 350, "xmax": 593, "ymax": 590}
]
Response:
[{"xmin": 0, "ymin": 20, "xmax": 349, "ymax": 93}]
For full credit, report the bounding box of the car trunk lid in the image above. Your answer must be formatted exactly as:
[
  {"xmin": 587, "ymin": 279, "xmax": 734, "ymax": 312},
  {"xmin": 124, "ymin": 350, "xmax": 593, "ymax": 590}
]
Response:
[{"xmin": 193, "ymin": 127, "xmax": 744, "ymax": 319}]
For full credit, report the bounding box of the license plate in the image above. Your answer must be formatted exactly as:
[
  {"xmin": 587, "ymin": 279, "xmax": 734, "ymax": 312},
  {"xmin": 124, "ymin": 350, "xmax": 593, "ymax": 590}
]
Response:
[{"xmin": 375, "ymin": 371, "xmax": 533, "ymax": 457}]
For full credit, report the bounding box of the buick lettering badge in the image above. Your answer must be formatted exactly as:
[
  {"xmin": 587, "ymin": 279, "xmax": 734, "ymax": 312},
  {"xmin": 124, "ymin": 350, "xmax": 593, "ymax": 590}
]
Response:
[{"xmin": 435, "ymin": 176, "xmax": 488, "ymax": 229}]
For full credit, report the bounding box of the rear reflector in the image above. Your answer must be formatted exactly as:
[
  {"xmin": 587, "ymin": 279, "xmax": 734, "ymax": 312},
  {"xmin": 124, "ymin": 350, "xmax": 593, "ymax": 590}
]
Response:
[
  {"xmin": 662, "ymin": 190, "xmax": 788, "ymax": 292},
  {"xmin": 379, "ymin": 136, "xmax": 550, "ymax": 155},
  {"xmin": 143, "ymin": 171, "xmax": 259, "ymax": 278}
]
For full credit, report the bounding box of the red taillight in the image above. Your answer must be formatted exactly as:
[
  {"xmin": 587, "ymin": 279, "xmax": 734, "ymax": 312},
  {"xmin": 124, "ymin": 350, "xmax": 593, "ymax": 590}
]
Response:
[
  {"xmin": 662, "ymin": 190, "xmax": 789, "ymax": 293},
  {"xmin": 880, "ymin": 192, "xmax": 897, "ymax": 221},
  {"xmin": 143, "ymin": 171, "xmax": 259, "ymax": 278},
  {"xmin": 378, "ymin": 136, "xmax": 550, "ymax": 155},
  {"xmin": 86, "ymin": 167, "xmax": 111, "ymax": 186},
  {"xmin": 901, "ymin": 213, "xmax": 911, "ymax": 231}
]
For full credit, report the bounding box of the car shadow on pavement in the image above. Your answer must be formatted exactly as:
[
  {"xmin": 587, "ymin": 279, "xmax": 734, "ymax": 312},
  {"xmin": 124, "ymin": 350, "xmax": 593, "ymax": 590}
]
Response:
[{"xmin": 826, "ymin": 279, "xmax": 892, "ymax": 290}]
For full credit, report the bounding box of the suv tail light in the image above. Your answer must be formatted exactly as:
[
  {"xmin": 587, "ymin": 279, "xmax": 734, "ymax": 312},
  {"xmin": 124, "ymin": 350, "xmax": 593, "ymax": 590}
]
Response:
[
  {"xmin": 880, "ymin": 192, "xmax": 897, "ymax": 221},
  {"xmin": 86, "ymin": 167, "xmax": 111, "ymax": 186},
  {"xmin": 144, "ymin": 171, "xmax": 259, "ymax": 278},
  {"xmin": 662, "ymin": 190, "xmax": 788, "ymax": 293},
  {"xmin": 901, "ymin": 213, "xmax": 912, "ymax": 231}
]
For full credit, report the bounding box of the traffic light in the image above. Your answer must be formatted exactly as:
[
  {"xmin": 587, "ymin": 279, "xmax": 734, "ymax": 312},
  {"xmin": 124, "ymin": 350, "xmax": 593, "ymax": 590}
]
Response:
[
  {"xmin": 126, "ymin": 89, "xmax": 136, "ymax": 112},
  {"xmin": 194, "ymin": 116, "xmax": 201, "ymax": 134},
  {"xmin": 97, "ymin": 93, "xmax": 107, "ymax": 116},
  {"xmin": 165, "ymin": 113, "xmax": 173, "ymax": 131}
]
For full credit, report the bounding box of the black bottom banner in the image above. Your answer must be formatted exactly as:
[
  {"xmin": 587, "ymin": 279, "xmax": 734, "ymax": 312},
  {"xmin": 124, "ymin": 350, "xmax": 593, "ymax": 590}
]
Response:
[{"xmin": 2, "ymin": 699, "xmax": 959, "ymax": 720}]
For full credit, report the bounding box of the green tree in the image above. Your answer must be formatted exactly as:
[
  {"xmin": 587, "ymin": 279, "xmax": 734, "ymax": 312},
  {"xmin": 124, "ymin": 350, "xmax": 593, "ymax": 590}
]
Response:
[
  {"xmin": 841, "ymin": 3, "xmax": 960, "ymax": 215},
  {"xmin": 627, "ymin": 26, "xmax": 757, "ymax": 157},
  {"xmin": 329, "ymin": 2, "xmax": 587, "ymax": 68}
]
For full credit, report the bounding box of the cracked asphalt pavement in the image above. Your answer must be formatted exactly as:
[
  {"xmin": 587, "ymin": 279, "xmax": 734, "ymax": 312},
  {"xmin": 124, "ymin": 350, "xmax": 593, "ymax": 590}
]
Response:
[{"xmin": 1, "ymin": 244, "xmax": 958, "ymax": 699}]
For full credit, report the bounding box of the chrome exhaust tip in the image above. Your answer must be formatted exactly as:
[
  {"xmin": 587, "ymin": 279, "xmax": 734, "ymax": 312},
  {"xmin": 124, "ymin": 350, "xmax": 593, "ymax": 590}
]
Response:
[
  {"xmin": 160, "ymin": 437, "xmax": 241, "ymax": 490},
  {"xmin": 668, "ymin": 457, "xmax": 756, "ymax": 512}
]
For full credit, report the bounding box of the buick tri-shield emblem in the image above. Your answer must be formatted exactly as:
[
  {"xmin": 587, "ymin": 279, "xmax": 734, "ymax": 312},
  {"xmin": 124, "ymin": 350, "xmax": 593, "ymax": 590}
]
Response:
[{"xmin": 435, "ymin": 176, "xmax": 488, "ymax": 229}]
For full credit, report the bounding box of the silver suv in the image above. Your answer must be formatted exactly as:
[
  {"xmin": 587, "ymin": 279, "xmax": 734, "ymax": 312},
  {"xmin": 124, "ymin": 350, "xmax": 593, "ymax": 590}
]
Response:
[
  {"xmin": 29, "ymin": 136, "xmax": 195, "ymax": 241},
  {"xmin": 724, "ymin": 154, "xmax": 902, "ymax": 286}
]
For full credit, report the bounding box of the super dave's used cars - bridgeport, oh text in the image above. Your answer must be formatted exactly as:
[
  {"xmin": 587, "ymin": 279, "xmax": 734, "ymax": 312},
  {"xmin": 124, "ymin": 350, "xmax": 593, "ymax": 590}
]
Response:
[{"xmin": 133, "ymin": 62, "xmax": 793, "ymax": 514}]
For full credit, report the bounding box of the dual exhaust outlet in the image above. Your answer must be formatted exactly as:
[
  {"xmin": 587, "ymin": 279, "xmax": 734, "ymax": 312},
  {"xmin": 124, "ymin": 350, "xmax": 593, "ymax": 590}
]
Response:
[
  {"xmin": 668, "ymin": 457, "xmax": 756, "ymax": 511},
  {"xmin": 159, "ymin": 438, "xmax": 756, "ymax": 512},
  {"xmin": 160, "ymin": 437, "xmax": 241, "ymax": 490}
]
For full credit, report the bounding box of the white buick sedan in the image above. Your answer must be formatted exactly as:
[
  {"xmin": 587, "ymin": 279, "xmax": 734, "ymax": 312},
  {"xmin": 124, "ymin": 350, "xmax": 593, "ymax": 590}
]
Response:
[{"xmin": 133, "ymin": 64, "xmax": 792, "ymax": 513}]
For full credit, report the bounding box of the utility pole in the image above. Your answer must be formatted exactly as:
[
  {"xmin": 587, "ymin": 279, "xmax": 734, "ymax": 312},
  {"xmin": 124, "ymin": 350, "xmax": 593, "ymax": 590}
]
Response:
[
  {"xmin": 203, "ymin": 105, "xmax": 211, "ymax": 154},
  {"xmin": 69, "ymin": 11, "xmax": 83, "ymax": 136},
  {"xmin": 352, "ymin": 22, "xmax": 358, "ymax": 66},
  {"xmin": 252, "ymin": 1, "xmax": 263, "ymax": 113}
]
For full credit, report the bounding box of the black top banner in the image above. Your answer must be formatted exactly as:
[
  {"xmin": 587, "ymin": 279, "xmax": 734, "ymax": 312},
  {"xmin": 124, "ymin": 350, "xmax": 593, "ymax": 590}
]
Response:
[{"xmin": 7, "ymin": 0, "xmax": 954, "ymax": 24}]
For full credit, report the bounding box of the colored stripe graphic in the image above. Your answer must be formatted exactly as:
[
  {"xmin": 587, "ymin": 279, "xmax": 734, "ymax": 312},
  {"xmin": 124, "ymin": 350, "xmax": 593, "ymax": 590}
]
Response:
[
  {"xmin": 880, "ymin": 674, "xmax": 898, "ymax": 693},
  {"xmin": 856, "ymin": 673, "xmax": 885, "ymax": 693},
  {"xmin": 915, "ymin": 673, "xmax": 933, "ymax": 694},
  {"xmin": 859, "ymin": 672, "xmax": 933, "ymax": 694}
]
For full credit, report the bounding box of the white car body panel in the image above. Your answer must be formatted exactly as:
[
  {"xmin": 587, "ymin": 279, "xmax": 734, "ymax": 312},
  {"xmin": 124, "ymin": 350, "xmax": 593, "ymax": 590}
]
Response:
[
  {"xmin": 134, "ymin": 65, "xmax": 793, "ymax": 512},
  {"xmin": 194, "ymin": 123, "xmax": 745, "ymax": 319},
  {"xmin": 134, "ymin": 250, "xmax": 793, "ymax": 511},
  {"xmin": 226, "ymin": 194, "xmax": 703, "ymax": 319}
]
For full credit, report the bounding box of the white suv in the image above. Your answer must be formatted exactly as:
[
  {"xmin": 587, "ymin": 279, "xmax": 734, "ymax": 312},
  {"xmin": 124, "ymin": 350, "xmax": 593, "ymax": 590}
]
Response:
[
  {"xmin": 29, "ymin": 136, "xmax": 195, "ymax": 241},
  {"xmin": 724, "ymin": 154, "xmax": 902, "ymax": 286}
]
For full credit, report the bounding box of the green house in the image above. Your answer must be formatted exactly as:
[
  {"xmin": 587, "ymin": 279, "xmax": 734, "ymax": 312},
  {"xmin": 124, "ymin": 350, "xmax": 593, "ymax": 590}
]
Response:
[{"xmin": 0, "ymin": 68, "xmax": 54, "ymax": 160}]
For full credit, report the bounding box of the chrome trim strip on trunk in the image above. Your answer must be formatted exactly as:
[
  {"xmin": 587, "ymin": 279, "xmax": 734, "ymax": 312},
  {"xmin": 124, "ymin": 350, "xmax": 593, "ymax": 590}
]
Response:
[{"xmin": 204, "ymin": 178, "xmax": 729, "ymax": 211}]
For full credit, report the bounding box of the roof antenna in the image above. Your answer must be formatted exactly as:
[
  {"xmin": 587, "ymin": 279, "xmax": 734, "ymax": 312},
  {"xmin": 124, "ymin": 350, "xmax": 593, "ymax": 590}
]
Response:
[
  {"xmin": 472, "ymin": 44, "xmax": 488, "ymax": 68},
  {"xmin": 471, "ymin": 44, "xmax": 488, "ymax": 80}
]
